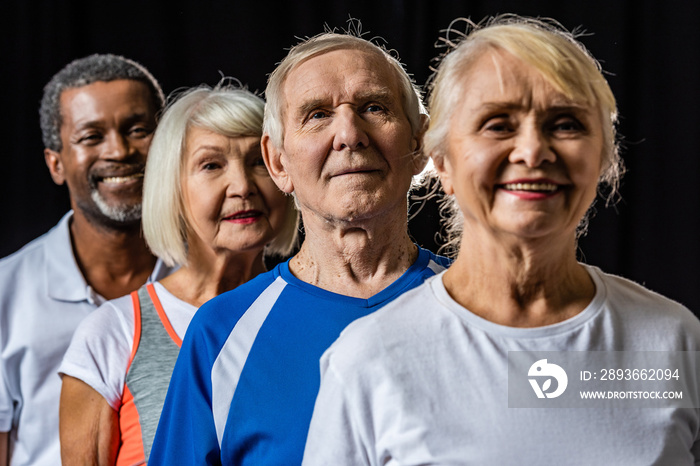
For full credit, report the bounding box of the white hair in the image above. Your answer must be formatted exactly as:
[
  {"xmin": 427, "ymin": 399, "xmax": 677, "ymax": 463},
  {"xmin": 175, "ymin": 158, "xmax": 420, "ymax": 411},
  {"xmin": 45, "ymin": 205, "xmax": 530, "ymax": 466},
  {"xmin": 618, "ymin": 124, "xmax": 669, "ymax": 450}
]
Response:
[{"xmin": 143, "ymin": 83, "xmax": 299, "ymax": 267}]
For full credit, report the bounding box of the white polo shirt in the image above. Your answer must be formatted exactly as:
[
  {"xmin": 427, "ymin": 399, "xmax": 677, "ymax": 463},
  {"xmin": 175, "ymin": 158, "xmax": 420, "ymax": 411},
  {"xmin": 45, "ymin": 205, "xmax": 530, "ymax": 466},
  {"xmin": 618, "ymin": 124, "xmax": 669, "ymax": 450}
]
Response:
[{"xmin": 0, "ymin": 212, "xmax": 172, "ymax": 466}]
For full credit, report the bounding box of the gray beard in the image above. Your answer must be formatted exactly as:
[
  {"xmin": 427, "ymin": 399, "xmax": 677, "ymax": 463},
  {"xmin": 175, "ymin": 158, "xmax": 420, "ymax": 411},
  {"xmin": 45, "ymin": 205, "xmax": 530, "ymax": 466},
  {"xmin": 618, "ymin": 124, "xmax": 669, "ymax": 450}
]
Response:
[{"xmin": 90, "ymin": 189, "xmax": 142, "ymax": 223}]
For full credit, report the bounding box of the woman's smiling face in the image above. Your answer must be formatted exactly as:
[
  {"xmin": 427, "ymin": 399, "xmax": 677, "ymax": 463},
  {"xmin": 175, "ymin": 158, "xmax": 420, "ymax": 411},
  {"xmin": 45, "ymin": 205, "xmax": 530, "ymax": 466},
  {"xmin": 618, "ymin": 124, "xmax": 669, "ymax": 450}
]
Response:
[{"xmin": 436, "ymin": 48, "xmax": 605, "ymax": 242}]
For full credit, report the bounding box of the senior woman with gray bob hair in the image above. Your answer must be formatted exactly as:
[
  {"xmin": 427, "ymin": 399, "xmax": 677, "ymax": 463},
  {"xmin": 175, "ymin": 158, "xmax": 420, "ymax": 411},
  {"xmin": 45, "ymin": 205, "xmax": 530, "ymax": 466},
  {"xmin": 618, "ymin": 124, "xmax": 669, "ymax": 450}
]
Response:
[
  {"xmin": 59, "ymin": 83, "xmax": 297, "ymax": 465},
  {"xmin": 303, "ymin": 15, "xmax": 700, "ymax": 465}
]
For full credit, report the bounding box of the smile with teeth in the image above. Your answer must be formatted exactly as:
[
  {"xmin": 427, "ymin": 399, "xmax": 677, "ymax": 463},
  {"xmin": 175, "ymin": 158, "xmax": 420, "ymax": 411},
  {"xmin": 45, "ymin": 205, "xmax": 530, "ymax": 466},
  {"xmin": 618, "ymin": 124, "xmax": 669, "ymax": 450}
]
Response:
[
  {"xmin": 502, "ymin": 182, "xmax": 558, "ymax": 192},
  {"xmin": 100, "ymin": 173, "xmax": 144, "ymax": 184}
]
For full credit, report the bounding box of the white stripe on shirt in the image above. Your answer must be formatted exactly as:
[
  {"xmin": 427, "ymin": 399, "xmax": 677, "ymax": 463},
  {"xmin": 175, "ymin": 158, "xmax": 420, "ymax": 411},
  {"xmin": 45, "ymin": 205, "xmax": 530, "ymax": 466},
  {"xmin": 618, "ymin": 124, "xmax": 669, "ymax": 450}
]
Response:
[{"xmin": 211, "ymin": 277, "xmax": 287, "ymax": 446}]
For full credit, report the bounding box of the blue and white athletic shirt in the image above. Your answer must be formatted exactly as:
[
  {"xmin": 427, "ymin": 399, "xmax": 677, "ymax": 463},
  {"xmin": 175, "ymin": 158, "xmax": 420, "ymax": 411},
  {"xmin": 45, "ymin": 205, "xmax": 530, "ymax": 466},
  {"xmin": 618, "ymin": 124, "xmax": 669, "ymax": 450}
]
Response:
[{"xmin": 149, "ymin": 247, "xmax": 449, "ymax": 465}]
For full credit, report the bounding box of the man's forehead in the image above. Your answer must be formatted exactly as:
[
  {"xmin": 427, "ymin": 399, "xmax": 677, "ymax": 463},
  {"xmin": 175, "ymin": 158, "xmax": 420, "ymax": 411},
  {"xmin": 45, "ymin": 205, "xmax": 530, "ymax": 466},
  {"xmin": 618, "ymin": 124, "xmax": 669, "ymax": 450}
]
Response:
[
  {"xmin": 282, "ymin": 48, "xmax": 401, "ymax": 109},
  {"xmin": 60, "ymin": 80, "xmax": 156, "ymax": 128},
  {"xmin": 62, "ymin": 79, "xmax": 153, "ymax": 105}
]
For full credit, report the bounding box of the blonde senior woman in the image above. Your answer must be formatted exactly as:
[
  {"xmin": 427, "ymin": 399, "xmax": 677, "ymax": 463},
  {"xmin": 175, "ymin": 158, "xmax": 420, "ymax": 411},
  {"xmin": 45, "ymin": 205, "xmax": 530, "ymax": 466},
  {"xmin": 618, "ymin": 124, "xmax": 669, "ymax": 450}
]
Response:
[
  {"xmin": 303, "ymin": 16, "xmax": 700, "ymax": 465},
  {"xmin": 58, "ymin": 84, "xmax": 298, "ymax": 465}
]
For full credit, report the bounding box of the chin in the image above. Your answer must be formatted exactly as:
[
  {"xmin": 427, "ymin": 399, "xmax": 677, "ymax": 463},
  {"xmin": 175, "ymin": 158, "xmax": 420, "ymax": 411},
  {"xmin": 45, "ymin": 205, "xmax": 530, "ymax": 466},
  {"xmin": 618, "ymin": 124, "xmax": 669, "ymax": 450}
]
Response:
[{"xmin": 221, "ymin": 235, "xmax": 271, "ymax": 255}]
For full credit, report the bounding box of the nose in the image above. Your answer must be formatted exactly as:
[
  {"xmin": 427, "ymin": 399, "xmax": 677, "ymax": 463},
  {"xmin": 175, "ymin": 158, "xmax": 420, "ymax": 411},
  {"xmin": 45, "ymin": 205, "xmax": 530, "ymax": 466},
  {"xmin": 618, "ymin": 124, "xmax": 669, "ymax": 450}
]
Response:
[
  {"xmin": 508, "ymin": 122, "xmax": 556, "ymax": 167},
  {"xmin": 332, "ymin": 108, "xmax": 370, "ymax": 152},
  {"xmin": 226, "ymin": 163, "xmax": 259, "ymax": 199}
]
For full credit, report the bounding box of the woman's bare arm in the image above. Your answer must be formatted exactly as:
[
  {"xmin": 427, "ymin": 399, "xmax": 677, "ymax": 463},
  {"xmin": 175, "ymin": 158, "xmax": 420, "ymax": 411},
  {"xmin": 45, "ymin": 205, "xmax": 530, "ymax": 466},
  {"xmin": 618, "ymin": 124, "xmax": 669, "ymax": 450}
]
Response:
[
  {"xmin": 60, "ymin": 376, "xmax": 119, "ymax": 465},
  {"xmin": 0, "ymin": 431, "xmax": 8, "ymax": 466}
]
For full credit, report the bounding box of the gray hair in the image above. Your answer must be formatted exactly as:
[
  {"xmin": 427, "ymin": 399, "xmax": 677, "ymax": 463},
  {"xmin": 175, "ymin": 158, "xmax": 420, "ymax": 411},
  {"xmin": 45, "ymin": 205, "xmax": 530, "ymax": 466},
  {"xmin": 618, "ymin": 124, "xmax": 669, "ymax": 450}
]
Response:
[
  {"xmin": 263, "ymin": 31, "xmax": 426, "ymax": 149},
  {"xmin": 143, "ymin": 83, "xmax": 299, "ymax": 267},
  {"xmin": 425, "ymin": 15, "xmax": 625, "ymax": 256},
  {"xmin": 40, "ymin": 53, "xmax": 165, "ymax": 152}
]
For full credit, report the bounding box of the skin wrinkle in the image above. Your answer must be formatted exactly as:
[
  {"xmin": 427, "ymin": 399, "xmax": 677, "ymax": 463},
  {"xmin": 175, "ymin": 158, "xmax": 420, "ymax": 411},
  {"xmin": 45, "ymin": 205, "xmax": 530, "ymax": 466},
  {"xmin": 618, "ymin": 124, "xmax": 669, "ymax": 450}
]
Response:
[
  {"xmin": 50, "ymin": 80, "xmax": 156, "ymax": 231},
  {"xmin": 169, "ymin": 128, "xmax": 287, "ymax": 306},
  {"xmin": 437, "ymin": 49, "xmax": 599, "ymax": 327},
  {"xmin": 43, "ymin": 80, "xmax": 159, "ymax": 301},
  {"xmin": 263, "ymin": 47, "xmax": 425, "ymax": 298}
]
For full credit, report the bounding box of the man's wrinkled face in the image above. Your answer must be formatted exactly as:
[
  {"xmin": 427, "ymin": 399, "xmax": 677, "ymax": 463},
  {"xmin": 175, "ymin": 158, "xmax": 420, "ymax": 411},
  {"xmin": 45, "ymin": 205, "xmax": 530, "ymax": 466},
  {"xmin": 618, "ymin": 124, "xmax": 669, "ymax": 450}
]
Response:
[{"xmin": 268, "ymin": 48, "xmax": 423, "ymax": 226}]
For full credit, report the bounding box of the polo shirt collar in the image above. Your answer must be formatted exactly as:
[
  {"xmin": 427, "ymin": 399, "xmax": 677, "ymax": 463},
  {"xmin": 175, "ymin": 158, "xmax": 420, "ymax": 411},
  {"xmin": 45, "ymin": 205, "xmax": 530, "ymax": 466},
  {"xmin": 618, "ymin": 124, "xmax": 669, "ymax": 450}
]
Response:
[{"xmin": 44, "ymin": 211, "xmax": 96, "ymax": 304}]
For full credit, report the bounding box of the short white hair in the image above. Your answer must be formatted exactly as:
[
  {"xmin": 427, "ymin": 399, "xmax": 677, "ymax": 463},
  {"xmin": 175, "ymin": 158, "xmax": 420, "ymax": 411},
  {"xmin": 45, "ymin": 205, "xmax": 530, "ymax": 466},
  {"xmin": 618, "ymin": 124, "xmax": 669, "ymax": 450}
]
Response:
[{"xmin": 143, "ymin": 83, "xmax": 299, "ymax": 267}]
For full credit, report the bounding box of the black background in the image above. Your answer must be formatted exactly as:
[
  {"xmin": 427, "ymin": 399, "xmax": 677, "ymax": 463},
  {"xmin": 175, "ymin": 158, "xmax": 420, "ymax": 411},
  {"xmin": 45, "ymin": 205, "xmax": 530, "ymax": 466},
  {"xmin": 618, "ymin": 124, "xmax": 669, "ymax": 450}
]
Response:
[{"xmin": 3, "ymin": 1, "xmax": 699, "ymax": 315}]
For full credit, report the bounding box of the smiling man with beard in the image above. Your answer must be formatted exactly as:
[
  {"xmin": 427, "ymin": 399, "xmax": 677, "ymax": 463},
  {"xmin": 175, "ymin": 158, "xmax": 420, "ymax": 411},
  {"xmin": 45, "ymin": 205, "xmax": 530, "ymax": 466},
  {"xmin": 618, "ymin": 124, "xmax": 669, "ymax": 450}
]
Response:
[{"xmin": 0, "ymin": 54, "xmax": 174, "ymax": 466}]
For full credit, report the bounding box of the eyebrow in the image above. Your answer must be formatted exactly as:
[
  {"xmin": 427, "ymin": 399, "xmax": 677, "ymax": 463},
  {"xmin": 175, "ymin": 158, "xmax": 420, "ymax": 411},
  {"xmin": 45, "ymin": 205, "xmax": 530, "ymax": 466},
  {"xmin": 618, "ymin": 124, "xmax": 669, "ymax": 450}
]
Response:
[
  {"xmin": 478, "ymin": 102, "xmax": 590, "ymax": 114},
  {"xmin": 478, "ymin": 102, "xmax": 524, "ymax": 113},
  {"xmin": 73, "ymin": 112, "xmax": 153, "ymax": 131},
  {"xmin": 294, "ymin": 89, "xmax": 397, "ymax": 118},
  {"xmin": 191, "ymin": 144, "xmax": 226, "ymax": 156}
]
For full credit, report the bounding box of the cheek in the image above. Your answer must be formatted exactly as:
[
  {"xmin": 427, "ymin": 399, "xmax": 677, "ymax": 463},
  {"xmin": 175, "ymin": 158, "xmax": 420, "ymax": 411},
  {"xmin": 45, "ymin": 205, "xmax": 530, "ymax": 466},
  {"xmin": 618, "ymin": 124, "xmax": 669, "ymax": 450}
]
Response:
[
  {"xmin": 258, "ymin": 177, "xmax": 289, "ymax": 214},
  {"xmin": 136, "ymin": 135, "xmax": 154, "ymax": 154},
  {"xmin": 569, "ymin": 146, "xmax": 604, "ymax": 193},
  {"xmin": 382, "ymin": 126, "xmax": 416, "ymax": 160},
  {"xmin": 68, "ymin": 148, "xmax": 94, "ymax": 174},
  {"xmin": 182, "ymin": 179, "xmax": 218, "ymax": 227},
  {"xmin": 448, "ymin": 151, "xmax": 497, "ymax": 196},
  {"xmin": 285, "ymin": 138, "xmax": 326, "ymax": 173}
]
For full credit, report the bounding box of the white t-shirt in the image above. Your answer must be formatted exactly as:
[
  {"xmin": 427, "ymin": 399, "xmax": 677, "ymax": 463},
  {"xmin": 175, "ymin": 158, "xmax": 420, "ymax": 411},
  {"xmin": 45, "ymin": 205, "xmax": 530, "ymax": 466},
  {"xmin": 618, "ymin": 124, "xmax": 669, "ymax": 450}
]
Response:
[
  {"xmin": 303, "ymin": 265, "xmax": 700, "ymax": 465},
  {"xmin": 59, "ymin": 282, "xmax": 196, "ymax": 409}
]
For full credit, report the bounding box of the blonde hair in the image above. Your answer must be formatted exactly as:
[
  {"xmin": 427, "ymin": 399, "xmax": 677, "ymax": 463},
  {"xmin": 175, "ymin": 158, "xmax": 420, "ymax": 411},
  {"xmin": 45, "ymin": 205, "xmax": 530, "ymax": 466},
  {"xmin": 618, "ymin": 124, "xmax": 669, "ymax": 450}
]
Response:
[
  {"xmin": 424, "ymin": 15, "xmax": 624, "ymax": 256},
  {"xmin": 143, "ymin": 83, "xmax": 298, "ymax": 266}
]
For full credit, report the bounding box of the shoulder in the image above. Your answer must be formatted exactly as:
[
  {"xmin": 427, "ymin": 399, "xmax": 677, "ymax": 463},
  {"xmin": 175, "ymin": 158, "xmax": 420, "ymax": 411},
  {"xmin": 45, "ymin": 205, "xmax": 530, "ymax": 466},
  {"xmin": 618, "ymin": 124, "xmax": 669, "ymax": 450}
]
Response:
[
  {"xmin": 0, "ymin": 213, "xmax": 70, "ymax": 269},
  {"xmin": 74, "ymin": 293, "xmax": 136, "ymax": 341},
  {"xmin": 0, "ymin": 213, "xmax": 76, "ymax": 298},
  {"xmin": 374, "ymin": 272, "xmax": 444, "ymax": 327},
  {"xmin": 589, "ymin": 265, "xmax": 700, "ymax": 345},
  {"xmin": 591, "ymin": 265, "xmax": 693, "ymax": 315},
  {"xmin": 0, "ymin": 229, "xmax": 58, "ymax": 307},
  {"xmin": 184, "ymin": 268, "xmax": 286, "ymax": 347},
  {"xmin": 0, "ymin": 230, "xmax": 51, "ymax": 276},
  {"xmin": 197, "ymin": 269, "xmax": 282, "ymax": 320},
  {"xmin": 324, "ymin": 276, "xmax": 441, "ymax": 371}
]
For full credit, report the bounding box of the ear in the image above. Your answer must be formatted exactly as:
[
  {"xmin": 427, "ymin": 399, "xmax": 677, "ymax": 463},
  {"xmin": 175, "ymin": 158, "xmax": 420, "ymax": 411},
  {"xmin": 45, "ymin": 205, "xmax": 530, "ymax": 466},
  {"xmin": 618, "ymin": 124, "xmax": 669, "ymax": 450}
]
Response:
[
  {"xmin": 411, "ymin": 114, "xmax": 430, "ymax": 175},
  {"xmin": 432, "ymin": 151, "xmax": 454, "ymax": 196},
  {"xmin": 261, "ymin": 134, "xmax": 294, "ymax": 194},
  {"xmin": 44, "ymin": 148, "xmax": 66, "ymax": 185}
]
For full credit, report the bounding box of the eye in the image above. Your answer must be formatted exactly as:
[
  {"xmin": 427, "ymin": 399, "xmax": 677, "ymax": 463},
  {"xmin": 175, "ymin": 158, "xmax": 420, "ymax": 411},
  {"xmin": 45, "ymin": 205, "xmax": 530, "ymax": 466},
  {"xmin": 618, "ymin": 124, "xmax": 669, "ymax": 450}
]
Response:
[
  {"xmin": 550, "ymin": 116, "xmax": 585, "ymax": 135},
  {"xmin": 78, "ymin": 132, "xmax": 104, "ymax": 145},
  {"xmin": 555, "ymin": 119, "xmax": 582, "ymax": 131},
  {"xmin": 201, "ymin": 161, "xmax": 221, "ymax": 171},
  {"xmin": 128, "ymin": 125, "xmax": 152, "ymax": 138},
  {"xmin": 309, "ymin": 110, "xmax": 329, "ymax": 120},
  {"xmin": 364, "ymin": 104, "xmax": 385, "ymax": 113},
  {"xmin": 482, "ymin": 116, "xmax": 514, "ymax": 135}
]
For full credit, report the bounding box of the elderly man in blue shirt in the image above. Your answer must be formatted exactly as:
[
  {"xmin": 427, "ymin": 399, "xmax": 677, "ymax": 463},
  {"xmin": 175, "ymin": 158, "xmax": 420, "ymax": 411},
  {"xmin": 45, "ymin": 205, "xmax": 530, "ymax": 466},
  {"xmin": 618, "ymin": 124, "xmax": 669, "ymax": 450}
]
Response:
[{"xmin": 150, "ymin": 30, "xmax": 450, "ymax": 465}]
